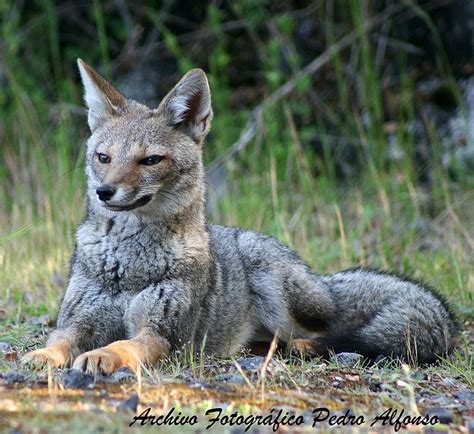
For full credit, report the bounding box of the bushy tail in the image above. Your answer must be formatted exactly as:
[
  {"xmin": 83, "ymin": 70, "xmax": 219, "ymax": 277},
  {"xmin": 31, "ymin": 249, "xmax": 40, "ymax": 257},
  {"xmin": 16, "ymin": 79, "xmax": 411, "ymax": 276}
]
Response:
[{"xmin": 317, "ymin": 268, "xmax": 459, "ymax": 364}]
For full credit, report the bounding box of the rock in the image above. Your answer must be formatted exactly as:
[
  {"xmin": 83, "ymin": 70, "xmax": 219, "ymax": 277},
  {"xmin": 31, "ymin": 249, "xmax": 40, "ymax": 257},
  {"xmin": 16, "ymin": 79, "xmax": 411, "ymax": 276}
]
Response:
[
  {"xmin": 0, "ymin": 342, "xmax": 11, "ymax": 352},
  {"xmin": 454, "ymin": 390, "xmax": 474, "ymax": 403},
  {"xmin": 334, "ymin": 352, "xmax": 364, "ymax": 367},
  {"xmin": 2, "ymin": 370, "xmax": 28, "ymax": 384},
  {"xmin": 214, "ymin": 374, "xmax": 246, "ymax": 385},
  {"xmin": 467, "ymin": 418, "xmax": 474, "ymax": 433},
  {"xmin": 62, "ymin": 368, "xmax": 95, "ymax": 389},
  {"xmin": 109, "ymin": 367, "xmax": 136, "ymax": 383},
  {"xmin": 429, "ymin": 394, "xmax": 452, "ymax": 406},
  {"xmin": 423, "ymin": 406, "xmax": 453, "ymax": 425},
  {"xmin": 118, "ymin": 394, "xmax": 139, "ymax": 413},
  {"xmin": 302, "ymin": 410, "xmax": 314, "ymax": 425},
  {"xmin": 235, "ymin": 356, "xmax": 265, "ymax": 371},
  {"xmin": 440, "ymin": 377, "xmax": 461, "ymax": 388}
]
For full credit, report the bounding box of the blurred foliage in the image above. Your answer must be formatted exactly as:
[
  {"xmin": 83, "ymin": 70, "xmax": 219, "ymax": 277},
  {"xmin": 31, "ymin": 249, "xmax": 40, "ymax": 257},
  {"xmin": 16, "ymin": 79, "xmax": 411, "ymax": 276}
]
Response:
[{"xmin": 0, "ymin": 0, "xmax": 472, "ymax": 316}]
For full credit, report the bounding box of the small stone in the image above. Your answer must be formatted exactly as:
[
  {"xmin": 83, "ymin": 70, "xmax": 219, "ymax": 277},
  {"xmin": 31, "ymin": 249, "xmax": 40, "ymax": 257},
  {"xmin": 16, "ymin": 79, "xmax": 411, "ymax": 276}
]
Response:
[
  {"xmin": 440, "ymin": 377, "xmax": 460, "ymax": 388},
  {"xmin": 345, "ymin": 374, "xmax": 360, "ymax": 382},
  {"xmin": 62, "ymin": 368, "xmax": 95, "ymax": 389},
  {"xmin": 109, "ymin": 367, "xmax": 136, "ymax": 383},
  {"xmin": 214, "ymin": 374, "xmax": 246, "ymax": 385},
  {"xmin": 235, "ymin": 356, "xmax": 265, "ymax": 371},
  {"xmin": 302, "ymin": 410, "xmax": 314, "ymax": 425},
  {"xmin": 429, "ymin": 394, "xmax": 452, "ymax": 406},
  {"xmin": 467, "ymin": 418, "xmax": 474, "ymax": 433},
  {"xmin": 423, "ymin": 406, "xmax": 453, "ymax": 425},
  {"xmin": 334, "ymin": 352, "xmax": 364, "ymax": 367},
  {"xmin": 118, "ymin": 394, "xmax": 139, "ymax": 413},
  {"xmin": 35, "ymin": 372, "xmax": 48, "ymax": 385},
  {"xmin": 2, "ymin": 370, "xmax": 28, "ymax": 384},
  {"xmin": 454, "ymin": 390, "xmax": 474, "ymax": 403},
  {"xmin": 0, "ymin": 342, "xmax": 11, "ymax": 352}
]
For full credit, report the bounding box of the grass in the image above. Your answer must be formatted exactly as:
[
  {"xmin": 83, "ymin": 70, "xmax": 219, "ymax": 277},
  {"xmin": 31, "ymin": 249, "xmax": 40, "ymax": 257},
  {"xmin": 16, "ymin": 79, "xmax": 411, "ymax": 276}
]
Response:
[{"xmin": 0, "ymin": 0, "xmax": 473, "ymax": 432}]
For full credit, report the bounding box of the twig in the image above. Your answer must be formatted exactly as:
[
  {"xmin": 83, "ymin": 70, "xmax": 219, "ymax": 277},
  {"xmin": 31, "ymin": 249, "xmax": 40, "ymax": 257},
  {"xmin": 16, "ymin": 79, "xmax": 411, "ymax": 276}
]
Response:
[
  {"xmin": 206, "ymin": 3, "xmax": 408, "ymax": 179},
  {"xmin": 260, "ymin": 332, "xmax": 279, "ymax": 403},
  {"xmin": 128, "ymin": 4, "xmax": 318, "ymax": 63}
]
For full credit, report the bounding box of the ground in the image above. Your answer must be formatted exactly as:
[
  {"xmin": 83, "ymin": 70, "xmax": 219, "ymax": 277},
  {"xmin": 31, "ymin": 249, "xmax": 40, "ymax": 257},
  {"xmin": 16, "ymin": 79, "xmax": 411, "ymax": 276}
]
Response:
[{"xmin": 0, "ymin": 316, "xmax": 472, "ymax": 433}]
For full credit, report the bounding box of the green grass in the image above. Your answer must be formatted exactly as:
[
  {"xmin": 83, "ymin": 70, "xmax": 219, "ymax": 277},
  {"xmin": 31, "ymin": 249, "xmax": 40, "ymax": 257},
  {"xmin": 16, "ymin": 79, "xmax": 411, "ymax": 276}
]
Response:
[{"xmin": 0, "ymin": 0, "xmax": 473, "ymax": 432}]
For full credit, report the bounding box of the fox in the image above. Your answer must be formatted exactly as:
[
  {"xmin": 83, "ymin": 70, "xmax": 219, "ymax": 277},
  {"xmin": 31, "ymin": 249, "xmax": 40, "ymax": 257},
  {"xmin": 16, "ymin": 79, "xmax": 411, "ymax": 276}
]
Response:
[{"xmin": 22, "ymin": 59, "xmax": 458, "ymax": 374}]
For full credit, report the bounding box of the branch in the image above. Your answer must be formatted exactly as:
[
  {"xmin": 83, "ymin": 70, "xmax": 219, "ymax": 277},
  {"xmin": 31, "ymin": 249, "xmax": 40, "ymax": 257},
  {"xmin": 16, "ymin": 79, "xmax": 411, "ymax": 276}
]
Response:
[{"xmin": 206, "ymin": 3, "xmax": 408, "ymax": 179}]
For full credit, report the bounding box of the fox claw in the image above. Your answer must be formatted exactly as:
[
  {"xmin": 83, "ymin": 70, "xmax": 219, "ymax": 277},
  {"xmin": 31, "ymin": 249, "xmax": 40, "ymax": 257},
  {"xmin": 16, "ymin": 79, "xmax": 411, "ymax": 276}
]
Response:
[
  {"xmin": 72, "ymin": 348, "xmax": 122, "ymax": 374},
  {"xmin": 21, "ymin": 348, "xmax": 67, "ymax": 368}
]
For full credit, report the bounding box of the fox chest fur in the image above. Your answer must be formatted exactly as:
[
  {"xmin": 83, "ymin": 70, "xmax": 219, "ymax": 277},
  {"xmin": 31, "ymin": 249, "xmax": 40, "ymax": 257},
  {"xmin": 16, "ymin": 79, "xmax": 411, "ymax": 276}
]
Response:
[{"xmin": 75, "ymin": 214, "xmax": 188, "ymax": 293}]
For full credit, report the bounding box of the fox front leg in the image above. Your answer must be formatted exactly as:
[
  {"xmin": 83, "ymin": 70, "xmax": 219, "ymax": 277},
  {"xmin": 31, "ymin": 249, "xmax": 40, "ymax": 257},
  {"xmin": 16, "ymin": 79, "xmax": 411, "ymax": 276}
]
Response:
[
  {"xmin": 22, "ymin": 276, "xmax": 129, "ymax": 369},
  {"xmin": 22, "ymin": 329, "xmax": 76, "ymax": 368},
  {"xmin": 72, "ymin": 281, "xmax": 193, "ymax": 374},
  {"xmin": 72, "ymin": 328, "xmax": 170, "ymax": 374}
]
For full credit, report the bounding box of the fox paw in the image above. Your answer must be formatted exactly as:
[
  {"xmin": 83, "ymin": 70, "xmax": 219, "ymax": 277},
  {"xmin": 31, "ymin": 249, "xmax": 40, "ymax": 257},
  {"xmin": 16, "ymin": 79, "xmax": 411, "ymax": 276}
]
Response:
[
  {"xmin": 287, "ymin": 339, "xmax": 318, "ymax": 356},
  {"xmin": 72, "ymin": 348, "xmax": 122, "ymax": 374},
  {"xmin": 21, "ymin": 347, "xmax": 67, "ymax": 368}
]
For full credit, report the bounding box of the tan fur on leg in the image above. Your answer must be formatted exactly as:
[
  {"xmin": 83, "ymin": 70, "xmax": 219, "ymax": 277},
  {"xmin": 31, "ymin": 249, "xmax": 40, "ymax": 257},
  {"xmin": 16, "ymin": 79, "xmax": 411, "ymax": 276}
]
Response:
[
  {"xmin": 287, "ymin": 338, "xmax": 318, "ymax": 356},
  {"xmin": 72, "ymin": 329, "xmax": 170, "ymax": 374},
  {"xmin": 22, "ymin": 330, "xmax": 74, "ymax": 368}
]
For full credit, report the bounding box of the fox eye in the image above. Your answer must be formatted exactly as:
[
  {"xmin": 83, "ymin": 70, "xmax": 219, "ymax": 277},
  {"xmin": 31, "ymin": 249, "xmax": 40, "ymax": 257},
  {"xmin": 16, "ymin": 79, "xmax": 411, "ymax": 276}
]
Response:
[
  {"xmin": 97, "ymin": 153, "xmax": 110, "ymax": 164},
  {"xmin": 139, "ymin": 155, "xmax": 165, "ymax": 166}
]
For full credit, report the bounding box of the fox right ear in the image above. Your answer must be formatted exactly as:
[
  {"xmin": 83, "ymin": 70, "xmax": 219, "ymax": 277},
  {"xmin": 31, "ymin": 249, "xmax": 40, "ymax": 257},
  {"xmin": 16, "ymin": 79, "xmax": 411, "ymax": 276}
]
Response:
[
  {"xmin": 157, "ymin": 69, "xmax": 213, "ymax": 144},
  {"xmin": 77, "ymin": 59, "xmax": 127, "ymax": 131}
]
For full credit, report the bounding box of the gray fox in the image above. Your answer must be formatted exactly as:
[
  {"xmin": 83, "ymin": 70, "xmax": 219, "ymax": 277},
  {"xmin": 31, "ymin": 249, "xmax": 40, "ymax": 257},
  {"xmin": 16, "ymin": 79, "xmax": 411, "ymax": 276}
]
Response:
[{"xmin": 22, "ymin": 59, "xmax": 458, "ymax": 373}]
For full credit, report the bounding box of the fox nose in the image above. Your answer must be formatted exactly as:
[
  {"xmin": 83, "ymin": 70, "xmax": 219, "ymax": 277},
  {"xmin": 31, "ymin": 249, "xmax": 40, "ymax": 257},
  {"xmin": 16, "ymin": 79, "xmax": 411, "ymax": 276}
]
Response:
[{"xmin": 96, "ymin": 185, "xmax": 116, "ymax": 202}]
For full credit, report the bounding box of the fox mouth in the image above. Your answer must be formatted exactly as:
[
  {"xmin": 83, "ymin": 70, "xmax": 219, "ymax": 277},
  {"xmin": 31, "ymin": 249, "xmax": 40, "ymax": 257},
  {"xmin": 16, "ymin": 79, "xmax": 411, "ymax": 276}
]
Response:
[{"xmin": 104, "ymin": 194, "xmax": 153, "ymax": 211}]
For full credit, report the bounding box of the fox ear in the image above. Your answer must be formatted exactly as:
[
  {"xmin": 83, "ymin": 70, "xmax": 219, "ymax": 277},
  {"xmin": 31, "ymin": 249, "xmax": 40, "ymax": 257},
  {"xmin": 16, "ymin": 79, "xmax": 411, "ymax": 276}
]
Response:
[
  {"xmin": 158, "ymin": 69, "xmax": 213, "ymax": 144},
  {"xmin": 77, "ymin": 58, "xmax": 127, "ymax": 131}
]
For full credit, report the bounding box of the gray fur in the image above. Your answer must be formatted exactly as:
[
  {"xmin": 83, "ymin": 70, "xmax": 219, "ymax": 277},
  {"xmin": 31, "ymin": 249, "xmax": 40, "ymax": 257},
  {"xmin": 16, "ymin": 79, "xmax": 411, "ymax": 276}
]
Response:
[{"xmin": 25, "ymin": 62, "xmax": 458, "ymax": 369}]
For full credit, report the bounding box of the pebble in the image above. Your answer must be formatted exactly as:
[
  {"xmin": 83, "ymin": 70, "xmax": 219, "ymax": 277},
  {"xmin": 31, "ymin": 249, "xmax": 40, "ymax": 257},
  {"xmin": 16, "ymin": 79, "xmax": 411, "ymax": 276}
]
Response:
[
  {"xmin": 0, "ymin": 342, "xmax": 11, "ymax": 352},
  {"xmin": 334, "ymin": 352, "xmax": 364, "ymax": 367},
  {"xmin": 429, "ymin": 394, "xmax": 452, "ymax": 406},
  {"xmin": 62, "ymin": 368, "xmax": 95, "ymax": 389},
  {"xmin": 235, "ymin": 356, "xmax": 265, "ymax": 371},
  {"xmin": 440, "ymin": 377, "xmax": 460, "ymax": 388},
  {"xmin": 467, "ymin": 418, "xmax": 474, "ymax": 433},
  {"xmin": 118, "ymin": 394, "xmax": 139, "ymax": 413},
  {"xmin": 214, "ymin": 373, "xmax": 246, "ymax": 385},
  {"xmin": 109, "ymin": 367, "xmax": 136, "ymax": 383},
  {"xmin": 423, "ymin": 406, "xmax": 453, "ymax": 424},
  {"xmin": 2, "ymin": 370, "xmax": 28, "ymax": 384},
  {"xmin": 454, "ymin": 390, "xmax": 474, "ymax": 403}
]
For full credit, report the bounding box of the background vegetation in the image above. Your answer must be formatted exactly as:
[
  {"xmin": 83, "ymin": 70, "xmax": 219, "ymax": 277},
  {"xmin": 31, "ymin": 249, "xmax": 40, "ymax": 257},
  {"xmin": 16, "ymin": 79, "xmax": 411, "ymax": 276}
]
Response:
[{"xmin": 0, "ymin": 0, "xmax": 472, "ymax": 432}]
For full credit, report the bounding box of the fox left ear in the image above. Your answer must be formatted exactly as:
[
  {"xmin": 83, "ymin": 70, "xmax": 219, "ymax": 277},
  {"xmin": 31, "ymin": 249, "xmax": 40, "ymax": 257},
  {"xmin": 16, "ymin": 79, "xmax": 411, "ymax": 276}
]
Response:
[
  {"xmin": 158, "ymin": 69, "xmax": 213, "ymax": 144},
  {"xmin": 77, "ymin": 58, "xmax": 127, "ymax": 131}
]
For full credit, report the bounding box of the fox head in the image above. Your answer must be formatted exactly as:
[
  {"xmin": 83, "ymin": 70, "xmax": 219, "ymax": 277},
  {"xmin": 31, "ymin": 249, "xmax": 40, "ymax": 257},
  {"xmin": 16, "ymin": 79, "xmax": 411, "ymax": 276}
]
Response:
[{"xmin": 77, "ymin": 59, "xmax": 212, "ymax": 219}]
